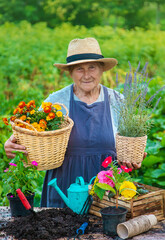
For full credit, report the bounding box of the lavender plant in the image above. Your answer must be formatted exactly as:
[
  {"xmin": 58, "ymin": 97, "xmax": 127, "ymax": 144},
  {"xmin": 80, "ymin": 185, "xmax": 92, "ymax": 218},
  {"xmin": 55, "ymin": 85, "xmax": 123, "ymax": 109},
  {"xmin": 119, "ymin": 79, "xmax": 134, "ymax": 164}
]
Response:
[{"xmin": 114, "ymin": 62, "xmax": 165, "ymax": 137}]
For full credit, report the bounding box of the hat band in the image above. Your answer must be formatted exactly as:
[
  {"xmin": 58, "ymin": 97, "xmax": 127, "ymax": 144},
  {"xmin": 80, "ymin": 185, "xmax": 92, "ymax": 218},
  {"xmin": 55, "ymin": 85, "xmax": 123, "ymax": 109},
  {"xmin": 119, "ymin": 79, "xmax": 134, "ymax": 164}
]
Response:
[{"xmin": 66, "ymin": 53, "xmax": 104, "ymax": 63}]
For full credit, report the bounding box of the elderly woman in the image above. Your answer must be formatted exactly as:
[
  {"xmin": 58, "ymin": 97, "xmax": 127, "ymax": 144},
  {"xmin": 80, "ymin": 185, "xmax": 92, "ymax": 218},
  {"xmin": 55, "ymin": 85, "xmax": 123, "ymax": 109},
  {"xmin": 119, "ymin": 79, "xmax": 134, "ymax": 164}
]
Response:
[{"xmin": 4, "ymin": 38, "xmax": 143, "ymax": 208}]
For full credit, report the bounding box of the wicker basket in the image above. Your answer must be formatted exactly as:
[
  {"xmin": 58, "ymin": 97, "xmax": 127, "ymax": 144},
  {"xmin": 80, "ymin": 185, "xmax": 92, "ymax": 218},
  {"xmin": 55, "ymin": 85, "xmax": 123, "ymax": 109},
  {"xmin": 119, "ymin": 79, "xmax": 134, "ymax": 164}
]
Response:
[
  {"xmin": 116, "ymin": 133, "xmax": 147, "ymax": 163},
  {"xmin": 12, "ymin": 103, "xmax": 74, "ymax": 171}
]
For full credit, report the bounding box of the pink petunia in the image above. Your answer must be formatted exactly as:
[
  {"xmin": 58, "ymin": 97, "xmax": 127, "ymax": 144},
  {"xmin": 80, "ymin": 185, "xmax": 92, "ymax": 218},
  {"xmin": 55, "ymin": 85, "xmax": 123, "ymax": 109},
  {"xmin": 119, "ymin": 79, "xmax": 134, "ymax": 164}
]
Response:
[
  {"xmin": 102, "ymin": 156, "xmax": 112, "ymax": 168},
  {"xmin": 98, "ymin": 170, "xmax": 115, "ymax": 188},
  {"xmin": 31, "ymin": 161, "xmax": 38, "ymax": 166},
  {"xmin": 4, "ymin": 168, "xmax": 9, "ymax": 172},
  {"xmin": 121, "ymin": 165, "xmax": 132, "ymax": 173},
  {"xmin": 9, "ymin": 163, "xmax": 17, "ymax": 167}
]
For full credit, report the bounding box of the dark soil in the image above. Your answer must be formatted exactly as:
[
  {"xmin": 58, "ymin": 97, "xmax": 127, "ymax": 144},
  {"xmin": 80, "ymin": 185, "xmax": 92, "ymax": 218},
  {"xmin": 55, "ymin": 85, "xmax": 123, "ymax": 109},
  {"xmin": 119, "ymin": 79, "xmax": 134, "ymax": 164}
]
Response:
[{"xmin": 1, "ymin": 207, "xmax": 102, "ymax": 240}]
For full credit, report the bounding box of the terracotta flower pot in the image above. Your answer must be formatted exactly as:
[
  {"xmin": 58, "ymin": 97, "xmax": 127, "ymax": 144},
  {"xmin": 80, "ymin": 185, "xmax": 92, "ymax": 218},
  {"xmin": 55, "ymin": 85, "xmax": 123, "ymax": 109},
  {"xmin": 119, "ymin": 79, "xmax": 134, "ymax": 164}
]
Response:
[
  {"xmin": 116, "ymin": 133, "xmax": 147, "ymax": 163},
  {"xmin": 100, "ymin": 206, "xmax": 128, "ymax": 236},
  {"xmin": 7, "ymin": 192, "xmax": 35, "ymax": 217}
]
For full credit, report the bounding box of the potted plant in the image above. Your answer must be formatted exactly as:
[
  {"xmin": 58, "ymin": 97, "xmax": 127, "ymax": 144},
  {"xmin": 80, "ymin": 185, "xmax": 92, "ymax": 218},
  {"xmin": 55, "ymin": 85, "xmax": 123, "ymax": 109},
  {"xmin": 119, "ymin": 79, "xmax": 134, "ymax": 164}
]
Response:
[
  {"xmin": 2, "ymin": 151, "xmax": 39, "ymax": 217},
  {"xmin": 90, "ymin": 156, "xmax": 137, "ymax": 236},
  {"xmin": 113, "ymin": 62, "xmax": 165, "ymax": 164},
  {"xmin": 3, "ymin": 100, "xmax": 74, "ymax": 171}
]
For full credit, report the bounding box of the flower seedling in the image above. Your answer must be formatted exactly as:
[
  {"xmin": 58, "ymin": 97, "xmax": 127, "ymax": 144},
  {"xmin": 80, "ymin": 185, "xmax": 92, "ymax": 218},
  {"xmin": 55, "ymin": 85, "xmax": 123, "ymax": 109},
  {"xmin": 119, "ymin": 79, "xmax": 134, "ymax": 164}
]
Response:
[
  {"xmin": 90, "ymin": 156, "xmax": 137, "ymax": 208},
  {"xmin": 3, "ymin": 151, "xmax": 39, "ymax": 197}
]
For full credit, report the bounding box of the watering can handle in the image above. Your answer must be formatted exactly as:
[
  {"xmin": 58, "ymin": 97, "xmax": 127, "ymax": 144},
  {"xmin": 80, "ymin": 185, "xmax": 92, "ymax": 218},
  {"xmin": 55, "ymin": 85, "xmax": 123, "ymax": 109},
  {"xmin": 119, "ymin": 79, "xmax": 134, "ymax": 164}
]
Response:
[
  {"xmin": 89, "ymin": 176, "xmax": 96, "ymax": 184},
  {"xmin": 75, "ymin": 176, "xmax": 85, "ymax": 186}
]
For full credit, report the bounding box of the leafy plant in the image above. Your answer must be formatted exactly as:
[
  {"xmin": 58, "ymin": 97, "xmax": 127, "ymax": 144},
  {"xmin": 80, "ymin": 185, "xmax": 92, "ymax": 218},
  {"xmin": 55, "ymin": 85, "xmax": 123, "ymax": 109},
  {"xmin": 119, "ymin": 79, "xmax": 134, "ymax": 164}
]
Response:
[
  {"xmin": 2, "ymin": 151, "xmax": 40, "ymax": 197},
  {"xmin": 90, "ymin": 156, "xmax": 137, "ymax": 208},
  {"xmin": 114, "ymin": 63, "xmax": 165, "ymax": 137}
]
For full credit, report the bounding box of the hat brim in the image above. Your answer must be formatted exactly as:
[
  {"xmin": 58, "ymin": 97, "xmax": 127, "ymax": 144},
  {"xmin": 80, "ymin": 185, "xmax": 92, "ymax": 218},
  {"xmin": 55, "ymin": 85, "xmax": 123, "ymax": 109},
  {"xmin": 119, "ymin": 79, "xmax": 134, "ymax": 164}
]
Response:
[{"xmin": 53, "ymin": 58, "xmax": 118, "ymax": 72}]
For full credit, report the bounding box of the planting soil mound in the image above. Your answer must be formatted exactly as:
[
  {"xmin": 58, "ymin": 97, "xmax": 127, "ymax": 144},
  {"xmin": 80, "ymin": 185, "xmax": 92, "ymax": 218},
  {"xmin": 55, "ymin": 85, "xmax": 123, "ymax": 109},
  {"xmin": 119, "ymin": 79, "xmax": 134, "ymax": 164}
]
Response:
[{"xmin": 1, "ymin": 207, "xmax": 102, "ymax": 239}]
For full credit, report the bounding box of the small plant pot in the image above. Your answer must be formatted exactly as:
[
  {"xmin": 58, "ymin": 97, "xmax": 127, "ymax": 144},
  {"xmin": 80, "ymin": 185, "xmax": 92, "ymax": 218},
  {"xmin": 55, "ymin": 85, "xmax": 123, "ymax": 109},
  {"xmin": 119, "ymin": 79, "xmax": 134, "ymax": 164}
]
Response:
[
  {"xmin": 7, "ymin": 192, "xmax": 35, "ymax": 217},
  {"xmin": 100, "ymin": 206, "xmax": 128, "ymax": 236}
]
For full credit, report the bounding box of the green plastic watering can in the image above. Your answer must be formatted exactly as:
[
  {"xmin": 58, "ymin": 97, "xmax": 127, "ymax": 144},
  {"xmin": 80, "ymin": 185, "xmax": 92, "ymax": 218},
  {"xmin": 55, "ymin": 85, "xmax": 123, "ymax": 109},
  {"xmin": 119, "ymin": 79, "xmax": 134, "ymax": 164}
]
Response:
[{"xmin": 48, "ymin": 176, "xmax": 95, "ymax": 214}]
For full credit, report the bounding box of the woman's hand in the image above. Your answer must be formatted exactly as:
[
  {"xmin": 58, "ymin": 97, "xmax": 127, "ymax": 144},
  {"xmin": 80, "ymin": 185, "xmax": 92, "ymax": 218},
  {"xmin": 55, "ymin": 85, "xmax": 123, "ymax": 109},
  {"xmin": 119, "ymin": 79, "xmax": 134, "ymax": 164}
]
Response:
[
  {"xmin": 4, "ymin": 135, "xmax": 28, "ymax": 159},
  {"xmin": 117, "ymin": 152, "xmax": 147, "ymax": 170}
]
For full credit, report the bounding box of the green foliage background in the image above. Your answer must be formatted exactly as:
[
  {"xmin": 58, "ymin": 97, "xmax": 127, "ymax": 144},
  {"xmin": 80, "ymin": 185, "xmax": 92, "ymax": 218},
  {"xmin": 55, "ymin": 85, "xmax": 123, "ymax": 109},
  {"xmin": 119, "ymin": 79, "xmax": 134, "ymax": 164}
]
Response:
[{"xmin": 0, "ymin": 21, "xmax": 165, "ymax": 206}]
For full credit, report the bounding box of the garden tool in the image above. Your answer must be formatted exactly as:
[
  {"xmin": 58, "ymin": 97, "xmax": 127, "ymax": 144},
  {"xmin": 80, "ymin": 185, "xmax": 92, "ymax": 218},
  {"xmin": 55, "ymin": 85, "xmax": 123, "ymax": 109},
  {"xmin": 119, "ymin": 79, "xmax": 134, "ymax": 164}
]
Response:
[
  {"xmin": 16, "ymin": 189, "xmax": 36, "ymax": 215},
  {"xmin": 48, "ymin": 176, "xmax": 95, "ymax": 214},
  {"xmin": 79, "ymin": 194, "xmax": 93, "ymax": 216},
  {"xmin": 67, "ymin": 222, "xmax": 88, "ymax": 240}
]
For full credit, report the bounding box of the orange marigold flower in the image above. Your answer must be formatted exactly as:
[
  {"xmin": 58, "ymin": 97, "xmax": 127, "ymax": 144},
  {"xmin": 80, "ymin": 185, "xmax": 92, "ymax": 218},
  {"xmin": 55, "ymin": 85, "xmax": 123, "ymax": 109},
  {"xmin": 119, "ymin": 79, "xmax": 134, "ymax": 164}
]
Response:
[
  {"xmin": 20, "ymin": 115, "xmax": 26, "ymax": 121},
  {"xmin": 13, "ymin": 108, "xmax": 19, "ymax": 115},
  {"xmin": 18, "ymin": 108, "xmax": 24, "ymax": 114},
  {"xmin": 10, "ymin": 116, "xmax": 16, "ymax": 122},
  {"xmin": 53, "ymin": 104, "xmax": 62, "ymax": 110},
  {"xmin": 26, "ymin": 102, "xmax": 31, "ymax": 108},
  {"xmin": 18, "ymin": 101, "xmax": 26, "ymax": 108},
  {"xmin": 17, "ymin": 123, "xmax": 26, "ymax": 128},
  {"xmin": 3, "ymin": 118, "xmax": 9, "ymax": 125},
  {"xmin": 31, "ymin": 122, "xmax": 38, "ymax": 128},
  {"xmin": 42, "ymin": 102, "xmax": 52, "ymax": 109},
  {"xmin": 56, "ymin": 111, "xmax": 63, "ymax": 117},
  {"xmin": 44, "ymin": 106, "xmax": 51, "ymax": 113},
  {"xmin": 39, "ymin": 119, "xmax": 47, "ymax": 128},
  {"xmin": 48, "ymin": 112, "xmax": 55, "ymax": 119},
  {"xmin": 26, "ymin": 120, "xmax": 30, "ymax": 124}
]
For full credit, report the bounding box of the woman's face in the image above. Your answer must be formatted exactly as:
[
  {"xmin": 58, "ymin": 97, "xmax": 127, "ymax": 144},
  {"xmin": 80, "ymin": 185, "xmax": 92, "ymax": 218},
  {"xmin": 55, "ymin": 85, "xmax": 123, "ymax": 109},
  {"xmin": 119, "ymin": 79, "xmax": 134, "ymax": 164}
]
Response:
[{"xmin": 70, "ymin": 62, "xmax": 103, "ymax": 93}]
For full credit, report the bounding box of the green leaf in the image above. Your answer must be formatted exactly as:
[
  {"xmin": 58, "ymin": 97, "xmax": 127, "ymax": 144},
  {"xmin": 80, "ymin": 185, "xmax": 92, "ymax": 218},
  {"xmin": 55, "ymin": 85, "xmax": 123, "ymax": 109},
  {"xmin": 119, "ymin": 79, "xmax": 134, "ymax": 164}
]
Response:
[
  {"xmin": 145, "ymin": 140, "xmax": 162, "ymax": 155},
  {"xmin": 94, "ymin": 185, "xmax": 105, "ymax": 200},
  {"xmin": 151, "ymin": 169, "xmax": 165, "ymax": 179},
  {"xmin": 142, "ymin": 155, "xmax": 164, "ymax": 167},
  {"xmin": 96, "ymin": 183, "xmax": 116, "ymax": 194}
]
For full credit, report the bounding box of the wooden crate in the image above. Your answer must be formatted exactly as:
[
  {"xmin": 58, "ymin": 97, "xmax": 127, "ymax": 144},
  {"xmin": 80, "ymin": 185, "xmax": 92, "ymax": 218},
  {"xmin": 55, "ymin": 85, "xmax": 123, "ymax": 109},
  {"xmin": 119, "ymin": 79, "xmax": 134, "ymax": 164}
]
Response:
[{"xmin": 89, "ymin": 183, "xmax": 165, "ymax": 221}]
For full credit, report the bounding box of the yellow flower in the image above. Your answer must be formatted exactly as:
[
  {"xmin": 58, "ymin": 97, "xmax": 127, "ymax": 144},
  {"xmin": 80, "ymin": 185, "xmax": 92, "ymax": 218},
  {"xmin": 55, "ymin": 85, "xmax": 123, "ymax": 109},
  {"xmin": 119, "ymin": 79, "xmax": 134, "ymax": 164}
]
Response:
[
  {"xmin": 31, "ymin": 122, "xmax": 38, "ymax": 128},
  {"xmin": 53, "ymin": 104, "xmax": 62, "ymax": 110},
  {"xmin": 46, "ymin": 115, "xmax": 51, "ymax": 121},
  {"xmin": 89, "ymin": 175, "xmax": 99, "ymax": 196},
  {"xmin": 56, "ymin": 111, "xmax": 63, "ymax": 117},
  {"xmin": 30, "ymin": 109, "xmax": 35, "ymax": 115},
  {"xmin": 42, "ymin": 102, "xmax": 52, "ymax": 109},
  {"xmin": 119, "ymin": 181, "xmax": 137, "ymax": 199}
]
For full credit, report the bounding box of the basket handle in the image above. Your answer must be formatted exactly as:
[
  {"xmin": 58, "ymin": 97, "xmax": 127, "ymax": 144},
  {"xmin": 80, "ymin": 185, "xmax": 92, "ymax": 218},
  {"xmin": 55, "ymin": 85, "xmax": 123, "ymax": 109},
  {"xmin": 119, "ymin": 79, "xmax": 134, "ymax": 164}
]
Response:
[
  {"xmin": 53, "ymin": 102, "xmax": 69, "ymax": 118},
  {"xmin": 12, "ymin": 119, "xmax": 38, "ymax": 132}
]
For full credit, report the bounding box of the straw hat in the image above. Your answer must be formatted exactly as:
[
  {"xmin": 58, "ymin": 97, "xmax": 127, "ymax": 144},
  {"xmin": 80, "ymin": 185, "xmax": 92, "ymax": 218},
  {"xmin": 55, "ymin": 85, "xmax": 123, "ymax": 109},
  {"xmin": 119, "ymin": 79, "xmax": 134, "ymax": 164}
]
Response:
[{"xmin": 54, "ymin": 37, "xmax": 118, "ymax": 71}]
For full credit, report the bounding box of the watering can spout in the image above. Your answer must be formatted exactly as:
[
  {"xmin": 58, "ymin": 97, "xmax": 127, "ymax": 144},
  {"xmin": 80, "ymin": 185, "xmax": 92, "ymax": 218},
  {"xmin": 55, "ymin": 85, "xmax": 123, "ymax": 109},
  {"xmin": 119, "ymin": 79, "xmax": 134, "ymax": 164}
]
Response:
[{"xmin": 48, "ymin": 178, "xmax": 70, "ymax": 208}]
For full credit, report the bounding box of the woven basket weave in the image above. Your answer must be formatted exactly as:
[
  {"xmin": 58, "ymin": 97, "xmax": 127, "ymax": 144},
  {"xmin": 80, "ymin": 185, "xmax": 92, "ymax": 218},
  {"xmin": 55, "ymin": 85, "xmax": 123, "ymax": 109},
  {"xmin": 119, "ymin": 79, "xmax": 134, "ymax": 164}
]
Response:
[
  {"xmin": 116, "ymin": 133, "xmax": 147, "ymax": 163},
  {"xmin": 12, "ymin": 103, "xmax": 74, "ymax": 171}
]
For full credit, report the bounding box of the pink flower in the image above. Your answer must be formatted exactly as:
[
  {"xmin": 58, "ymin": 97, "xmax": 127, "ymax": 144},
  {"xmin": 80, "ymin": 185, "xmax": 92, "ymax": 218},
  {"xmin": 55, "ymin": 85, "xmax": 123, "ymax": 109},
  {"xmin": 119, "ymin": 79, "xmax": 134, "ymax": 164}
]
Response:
[
  {"xmin": 4, "ymin": 168, "xmax": 9, "ymax": 172},
  {"xmin": 117, "ymin": 168, "xmax": 122, "ymax": 174},
  {"xmin": 102, "ymin": 156, "xmax": 112, "ymax": 168},
  {"xmin": 9, "ymin": 163, "xmax": 17, "ymax": 167},
  {"xmin": 121, "ymin": 165, "xmax": 132, "ymax": 173},
  {"xmin": 31, "ymin": 161, "xmax": 38, "ymax": 166},
  {"xmin": 10, "ymin": 195, "xmax": 14, "ymax": 198},
  {"xmin": 98, "ymin": 170, "xmax": 115, "ymax": 188}
]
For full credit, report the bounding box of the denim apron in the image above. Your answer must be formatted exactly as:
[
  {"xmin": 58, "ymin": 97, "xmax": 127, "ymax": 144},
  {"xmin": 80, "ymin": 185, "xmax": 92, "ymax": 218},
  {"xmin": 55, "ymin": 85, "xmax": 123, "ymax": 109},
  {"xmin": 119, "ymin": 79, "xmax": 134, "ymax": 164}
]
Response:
[{"xmin": 41, "ymin": 84, "xmax": 116, "ymax": 207}]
